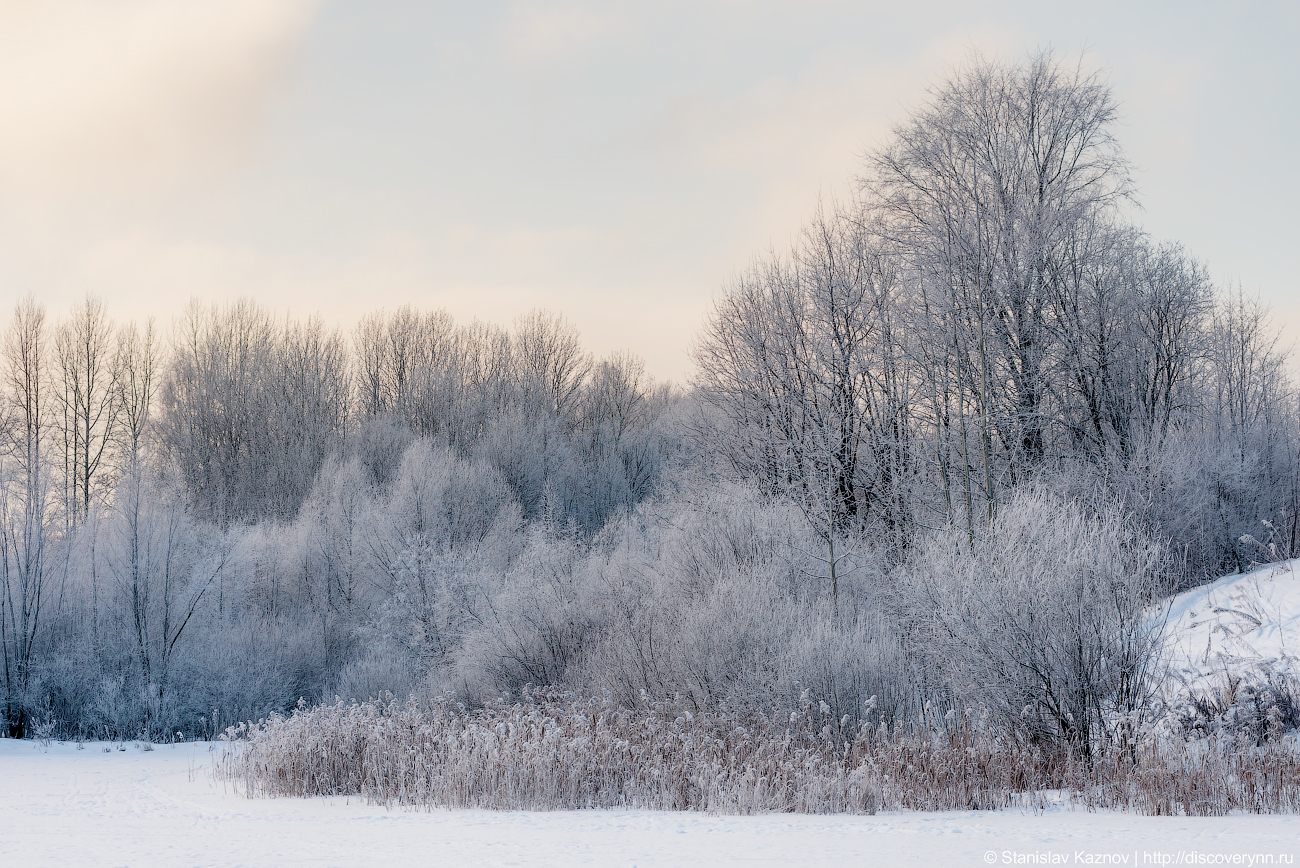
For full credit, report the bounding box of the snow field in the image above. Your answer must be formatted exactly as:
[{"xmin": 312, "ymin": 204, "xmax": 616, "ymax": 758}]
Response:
[{"xmin": 2, "ymin": 740, "xmax": 1298, "ymax": 868}]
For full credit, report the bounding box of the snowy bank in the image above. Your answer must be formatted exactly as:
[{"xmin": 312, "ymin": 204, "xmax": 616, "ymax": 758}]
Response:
[{"xmin": 1159, "ymin": 559, "xmax": 1300, "ymax": 733}]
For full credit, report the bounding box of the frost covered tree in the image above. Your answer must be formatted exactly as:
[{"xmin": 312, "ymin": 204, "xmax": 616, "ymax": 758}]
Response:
[
  {"xmin": 54, "ymin": 297, "xmax": 121, "ymax": 528},
  {"xmin": 160, "ymin": 301, "xmax": 348, "ymax": 524},
  {"xmin": 103, "ymin": 468, "xmax": 226, "ymax": 736},
  {"xmin": 695, "ymin": 201, "xmax": 914, "ymax": 574},
  {"xmin": 871, "ymin": 51, "xmax": 1133, "ymax": 475},
  {"xmin": 513, "ymin": 309, "xmax": 589, "ymax": 424},
  {"xmin": 1, "ymin": 298, "xmax": 56, "ymax": 737}
]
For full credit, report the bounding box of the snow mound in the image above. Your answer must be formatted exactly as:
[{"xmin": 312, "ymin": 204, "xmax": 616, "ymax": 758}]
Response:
[{"xmin": 1159, "ymin": 559, "xmax": 1300, "ymax": 709}]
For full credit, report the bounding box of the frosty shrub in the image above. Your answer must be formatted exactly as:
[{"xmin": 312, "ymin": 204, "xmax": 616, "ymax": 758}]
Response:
[
  {"xmin": 446, "ymin": 480, "xmax": 915, "ymax": 724},
  {"xmin": 898, "ymin": 488, "xmax": 1171, "ymax": 758},
  {"xmin": 326, "ymin": 649, "xmax": 416, "ymax": 705}
]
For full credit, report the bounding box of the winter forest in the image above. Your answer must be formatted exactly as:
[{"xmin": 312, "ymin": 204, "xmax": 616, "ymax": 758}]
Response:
[{"xmin": 3, "ymin": 53, "xmax": 1299, "ymax": 807}]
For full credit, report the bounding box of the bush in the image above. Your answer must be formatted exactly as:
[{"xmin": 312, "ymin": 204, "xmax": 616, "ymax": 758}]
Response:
[{"xmin": 897, "ymin": 488, "xmax": 1171, "ymax": 758}]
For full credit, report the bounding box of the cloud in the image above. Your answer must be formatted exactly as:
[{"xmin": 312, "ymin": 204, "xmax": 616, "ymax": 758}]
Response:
[
  {"xmin": 499, "ymin": 0, "xmax": 621, "ymax": 64},
  {"xmin": 637, "ymin": 24, "xmax": 1036, "ymax": 264},
  {"xmin": 0, "ymin": 0, "xmax": 320, "ymax": 199}
]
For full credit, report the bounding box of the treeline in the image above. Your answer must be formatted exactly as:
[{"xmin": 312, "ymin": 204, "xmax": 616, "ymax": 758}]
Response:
[
  {"xmin": 162, "ymin": 302, "xmax": 672, "ymax": 529},
  {"xmin": 2, "ymin": 51, "xmax": 1297, "ymax": 756},
  {"xmin": 696, "ymin": 53, "xmax": 1298, "ymax": 582},
  {"xmin": 1, "ymin": 299, "xmax": 679, "ymax": 738}
]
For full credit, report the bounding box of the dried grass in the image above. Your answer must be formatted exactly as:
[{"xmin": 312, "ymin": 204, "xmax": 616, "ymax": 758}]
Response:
[{"xmin": 215, "ymin": 693, "xmax": 1300, "ymax": 816}]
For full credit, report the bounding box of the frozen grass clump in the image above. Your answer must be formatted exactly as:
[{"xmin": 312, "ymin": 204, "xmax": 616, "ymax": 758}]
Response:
[
  {"xmin": 217, "ymin": 691, "xmax": 879, "ymax": 814},
  {"xmin": 216, "ymin": 691, "xmax": 1300, "ymax": 816}
]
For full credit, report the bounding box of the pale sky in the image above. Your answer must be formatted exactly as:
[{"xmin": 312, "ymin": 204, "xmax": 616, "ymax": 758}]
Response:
[{"xmin": 1, "ymin": 0, "xmax": 1296, "ymax": 382}]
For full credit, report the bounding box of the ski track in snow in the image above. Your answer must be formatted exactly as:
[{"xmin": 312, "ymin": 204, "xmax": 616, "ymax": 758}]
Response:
[{"xmin": 2, "ymin": 741, "xmax": 1298, "ymax": 868}]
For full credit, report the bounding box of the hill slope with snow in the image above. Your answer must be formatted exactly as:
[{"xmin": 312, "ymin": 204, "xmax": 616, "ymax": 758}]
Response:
[{"xmin": 1159, "ymin": 559, "xmax": 1300, "ymax": 732}]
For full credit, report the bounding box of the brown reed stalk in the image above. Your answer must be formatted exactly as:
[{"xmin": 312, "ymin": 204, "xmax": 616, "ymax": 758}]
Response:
[{"xmin": 215, "ymin": 693, "xmax": 1300, "ymax": 816}]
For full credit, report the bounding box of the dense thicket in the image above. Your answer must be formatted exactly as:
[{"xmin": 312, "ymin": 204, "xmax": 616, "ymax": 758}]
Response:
[{"xmin": 2, "ymin": 52, "xmax": 1295, "ymax": 753}]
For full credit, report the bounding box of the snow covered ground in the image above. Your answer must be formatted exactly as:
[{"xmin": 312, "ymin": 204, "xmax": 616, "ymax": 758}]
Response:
[
  {"xmin": 1, "ymin": 739, "xmax": 1297, "ymax": 868},
  {"xmin": 1161, "ymin": 558, "xmax": 1300, "ymax": 702}
]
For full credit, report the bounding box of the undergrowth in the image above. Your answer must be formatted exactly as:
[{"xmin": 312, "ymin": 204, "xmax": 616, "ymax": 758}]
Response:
[{"xmin": 216, "ymin": 691, "xmax": 1300, "ymax": 816}]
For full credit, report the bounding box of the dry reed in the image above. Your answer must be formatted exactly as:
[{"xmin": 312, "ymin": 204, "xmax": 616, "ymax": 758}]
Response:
[{"xmin": 215, "ymin": 693, "xmax": 1300, "ymax": 816}]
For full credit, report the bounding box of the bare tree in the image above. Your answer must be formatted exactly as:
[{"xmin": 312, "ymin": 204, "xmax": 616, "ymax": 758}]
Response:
[
  {"xmin": 871, "ymin": 51, "xmax": 1133, "ymax": 476},
  {"xmin": 55, "ymin": 297, "xmax": 121, "ymax": 527},
  {"xmin": 696, "ymin": 200, "xmax": 914, "ymax": 587},
  {"xmin": 513, "ymin": 310, "xmax": 589, "ymax": 424},
  {"xmin": 580, "ymin": 350, "xmax": 649, "ymax": 444},
  {"xmin": 104, "ymin": 468, "xmax": 227, "ymax": 738},
  {"xmin": 451, "ymin": 319, "xmax": 515, "ymax": 445},
  {"xmin": 265, "ymin": 315, "xmax": 351, "ymax": 518},
  {"xmin": 1051, "ymin": 231, "xmax": 1212, "ymax": 458},
  {"xmin": 1209, "ymin": 289, "xmax": 1290, "ymax": 457},
  {"xmin": 116, "ymin": 318, "xmax": 159, "ymax": 469},
  {"xmin": 354, "ymin": 310, "xmax": 390, "ymax": 419},
  {"xmin": 161, "ymin": 301, "xmax": 348, "ymax": 524},
  {"xmin": 0, "ymin": 297, "xmax": 54, "ymax": 737},
  {"xmin": 160, "ymin": 299, "xmax": 275, "ymax": 524},
  {"xmin": 354, "ymin": 306, "xmax": 465, "ymax": 442}
]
